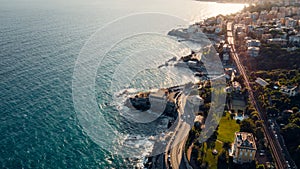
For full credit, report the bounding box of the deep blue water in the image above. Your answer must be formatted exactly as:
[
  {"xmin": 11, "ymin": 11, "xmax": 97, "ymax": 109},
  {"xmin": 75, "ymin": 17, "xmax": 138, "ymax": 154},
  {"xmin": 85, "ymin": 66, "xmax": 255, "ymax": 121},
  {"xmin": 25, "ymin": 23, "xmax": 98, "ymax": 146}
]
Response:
[{"xmin": 0, "ymin": 0, "xmax": 244, "ymax": 168}]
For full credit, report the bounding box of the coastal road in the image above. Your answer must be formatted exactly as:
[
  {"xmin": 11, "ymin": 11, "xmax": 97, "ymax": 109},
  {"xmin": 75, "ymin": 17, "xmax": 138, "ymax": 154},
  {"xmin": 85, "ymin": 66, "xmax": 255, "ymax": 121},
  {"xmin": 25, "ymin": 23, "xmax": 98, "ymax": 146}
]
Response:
[
  {"xmin": 227, "ymin": 22, "xmax": 287, "ymax": 169},
  {"xmin": 165, "ymin": 92, "xmax": 193, "ymax": 169},
  {"xmin": 169, "ymin": 122, "xmax": 189, "ymax": 169}
]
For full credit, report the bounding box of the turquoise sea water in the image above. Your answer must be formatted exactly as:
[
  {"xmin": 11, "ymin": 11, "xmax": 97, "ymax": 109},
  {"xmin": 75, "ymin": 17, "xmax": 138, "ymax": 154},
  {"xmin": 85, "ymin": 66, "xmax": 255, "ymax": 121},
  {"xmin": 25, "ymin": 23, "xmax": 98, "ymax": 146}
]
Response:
[{"xmin": 0, "ymin": 0, "xmax": 245, "ymax": 168}]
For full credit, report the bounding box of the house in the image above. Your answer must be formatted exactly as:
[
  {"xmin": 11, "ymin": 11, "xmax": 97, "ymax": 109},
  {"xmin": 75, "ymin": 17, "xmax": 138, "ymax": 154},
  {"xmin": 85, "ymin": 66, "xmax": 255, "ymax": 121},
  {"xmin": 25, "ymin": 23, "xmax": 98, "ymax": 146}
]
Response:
[
  {"xmin": 232, "ymin": 81, "xmax": 242, "ymax": 92},
  {"xmin": 215, "ymin": 26, "xmax": 223, "ymax": 34},
  {"xmin": 237, "ymin": 32, "xmax": 246, "ymax": 39},
  {"xmin": 222, "ymin": 44, "xmax": 231, "ymax": 53},
  {"xmin": 246, "ymin": 39, "xmax": 261, "ymax": 47},
  {"xmin": 261, "ymin": 34, "xmax": 272, "ymax": 42},
  {"xmin": 255, "ymin": 78, "xmax": 269, "ymax": 87},
  {"xmin": 224, "ymin": 68, "xmax": 236, "ymax": 82},
  {"xmin": 280, "ymin": 85, "xmax": 299, "ymax": 97},
  {"xmin": 253, "ymin": 27, "xmax": 265, "ymax": 39},
  {"xmin": 217, "ymin": 15, "xmax": 224, "ymax": 25},
  {"xmin": 267, "ymin": 38, "xmax": 288, "ymax": 47},
  {"xmin": 246, "ymin": 25, "xmax": 255, "ymax": 33},
  {"xmin": 289, "ymin": 34, "xmax": 300, "ymax": 46},
  {"xmin": 234, "ymin": 24, "xmax": 246, "ymax": 33},
  {"xmin": 231, "ymin": 94, "xmax": 246, "ymax": 113},
  {"xmin": 285, "ymin": 17, "xmax": 297, "ymax": 27},
  {"xmin": 247, "ymin": 47, "xmax": 260, "ymax": 57},
  {"xmin": 231, "ymin": 132, "xmax": 257, "ymax": 164},
  {"xmin": 223, "ymin": 52, "xmax": 230, "ymax": 62}
]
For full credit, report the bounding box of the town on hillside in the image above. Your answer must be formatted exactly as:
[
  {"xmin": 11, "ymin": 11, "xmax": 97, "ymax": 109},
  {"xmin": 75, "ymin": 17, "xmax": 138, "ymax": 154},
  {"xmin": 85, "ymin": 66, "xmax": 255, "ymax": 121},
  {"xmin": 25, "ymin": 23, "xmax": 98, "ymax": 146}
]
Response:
[{"xmin": 141, "ymin": 1, "xmax": 300, "ymax": 169}]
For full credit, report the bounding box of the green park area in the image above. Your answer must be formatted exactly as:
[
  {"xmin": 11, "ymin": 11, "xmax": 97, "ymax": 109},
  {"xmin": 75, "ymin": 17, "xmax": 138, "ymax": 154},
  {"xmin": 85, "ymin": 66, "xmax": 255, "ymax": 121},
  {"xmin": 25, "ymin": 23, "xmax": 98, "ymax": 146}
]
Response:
[
  {"xmin": 200, "ymin": 141, "xmax": 223, "ymax": 169},
  {"xmin": 197, "ymin": 112, "xmax": 240, "ymax": 168},
  {"xmin": 217, "ymin": 112, "xmax": 240, "ymax": 143}
]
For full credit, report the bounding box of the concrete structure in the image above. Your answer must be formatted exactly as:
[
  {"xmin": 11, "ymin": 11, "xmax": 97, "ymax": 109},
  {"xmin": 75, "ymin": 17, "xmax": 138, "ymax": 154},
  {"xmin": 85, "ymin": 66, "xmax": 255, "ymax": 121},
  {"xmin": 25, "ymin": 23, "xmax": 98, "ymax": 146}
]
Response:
[{"xmin": 231, "ymin": 132, "xmax": 257, "ymax": 164}]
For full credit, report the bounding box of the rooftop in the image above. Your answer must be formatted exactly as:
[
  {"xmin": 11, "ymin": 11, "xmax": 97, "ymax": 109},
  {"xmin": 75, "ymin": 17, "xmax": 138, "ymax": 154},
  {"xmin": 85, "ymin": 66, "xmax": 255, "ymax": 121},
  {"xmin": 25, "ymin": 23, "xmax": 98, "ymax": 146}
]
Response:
[
  {"xmin": 255, "ymin": 77, "xmax": 269, "ymax": 87},
  {"xmin": 281, "ymin": 85, "xmax": 298, "ymax": 90},
  {"xmin": 234, "ymin": 132, "xmax": 256, "ymax": 150}
]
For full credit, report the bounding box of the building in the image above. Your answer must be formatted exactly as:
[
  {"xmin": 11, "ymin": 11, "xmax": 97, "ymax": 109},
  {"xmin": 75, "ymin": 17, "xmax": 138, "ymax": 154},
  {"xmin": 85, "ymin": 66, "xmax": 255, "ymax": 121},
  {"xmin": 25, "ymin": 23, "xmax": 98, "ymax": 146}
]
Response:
[
  {"xmin": 285, "ymin": 17, "xmax": 297, "ymax": 27},
  {"xmin": 231, "ymin": 132, "xmax": 257, "ymax": 164},
  {"xmin": 224, "ymin": 68, "xmax": 236, "ymax": 82},
  {"xmin": 234, "ymin": 24, "xmax": 246, "ymax": 33},
  {"xmin": 267, "ymin": 38, "xmax": 288, "ymax": 47},
  {"xmin": 247, "ymin": 47, "xmax": 260, "ymax": 57},
  {"xmin": 253, "ymin": 27, "xmax": 265, "ymax": 39},
  {"xmin": 215, "ymin": 26, "xmax": 223, "ymax": 34},
  {"xmin": 223, "ymin": 44, "xmax": 231, "ymax": 53},
  {"xmin": 255, "ymin": 78, "xmax": 269, "ymax": 87},
  {"xmin": 232, "ymin": 81, "xmax": 242, "ymax": 92},
  {"xmin": 289, "ymin": 34, "xmax": 300, "ymax": 46},
  {"xmin": 246, "ymin": 39, "xmax": 261, "ymax": 47},
  {"xmin": 223, "ymin": 52, "xmax": 230, "ymax": 63},
  {"xmin": 280, "ymin": 85, "xmax": 299, "ymax": 97},
  {"xmin": 261, "ymin": 34, "xmax": 272, "ymax": 42}
]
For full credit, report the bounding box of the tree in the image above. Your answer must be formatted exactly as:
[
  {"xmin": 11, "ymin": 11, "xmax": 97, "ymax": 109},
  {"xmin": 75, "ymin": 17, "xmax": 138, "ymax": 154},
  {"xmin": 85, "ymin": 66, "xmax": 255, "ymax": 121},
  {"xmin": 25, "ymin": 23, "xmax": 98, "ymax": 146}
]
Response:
[
  {"xmin": 267, "ymin": 107, "xmax": 279, "ymax": 116},
  {"xmin": 223, "ymin": 142, "xmax": 231, "ymax": 151},
  {"xmin": 255, "ymin": 127, "xmax": 264, "ymax": 140},
  {"xmin": 247, "ymin": 107, "xmax": 256, "ymax": 115},
  {"xmin": 257, "ymin": 164, "xmax": 265, "ymax": 169},
  {"xmin": 292, "ymin": 107, "xmax": 299, "ymax": 113},
  {"xmin": 240, "ymin": 119, "xmax": 256, "ymax": 133},
  {"xmin": 282, "ymin": 123, "xmax": 300, "ymax": 145},
  {"xmin": 255, "ymin": 120, "xmax": 263, "ymax": 128},
  {"xmin": 291, "ymin": 118, "xmax": 300, "ymax": 126},
  {"xmin": 251, "ymin": 111, "xmax": 259, "ymax": 122}
]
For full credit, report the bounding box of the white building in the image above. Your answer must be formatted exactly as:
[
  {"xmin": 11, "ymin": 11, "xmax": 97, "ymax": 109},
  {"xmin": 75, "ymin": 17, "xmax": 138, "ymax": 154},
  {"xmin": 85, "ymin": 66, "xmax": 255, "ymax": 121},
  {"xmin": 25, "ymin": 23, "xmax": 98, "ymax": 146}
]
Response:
[
  {"xmin": 280, "ymin": 86, "xmax": 299, "ymax": 97},
  {"xmin": 255, "ymin": 78, "xmax": 269, "ymax": 87},
  {"xmin": 231, "ymin": 132, "xmax": 257, "ymax": 164}
]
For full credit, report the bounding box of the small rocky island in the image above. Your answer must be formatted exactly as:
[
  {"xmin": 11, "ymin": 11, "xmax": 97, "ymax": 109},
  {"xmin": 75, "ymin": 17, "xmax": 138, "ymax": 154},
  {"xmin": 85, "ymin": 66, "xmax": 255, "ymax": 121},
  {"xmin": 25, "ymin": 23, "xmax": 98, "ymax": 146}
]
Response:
[{"xmin": 124, "ymin": 88, "xmax": 179, "ymax": 119}]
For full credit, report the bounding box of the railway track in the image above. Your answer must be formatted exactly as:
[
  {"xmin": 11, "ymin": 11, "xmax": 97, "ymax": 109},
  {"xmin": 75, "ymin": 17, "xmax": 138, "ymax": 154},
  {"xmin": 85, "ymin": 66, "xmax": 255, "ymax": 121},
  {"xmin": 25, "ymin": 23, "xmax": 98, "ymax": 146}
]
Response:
[{"xmin": 227, "ymin": 22, "xmax": 287, "ymax": 169}]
